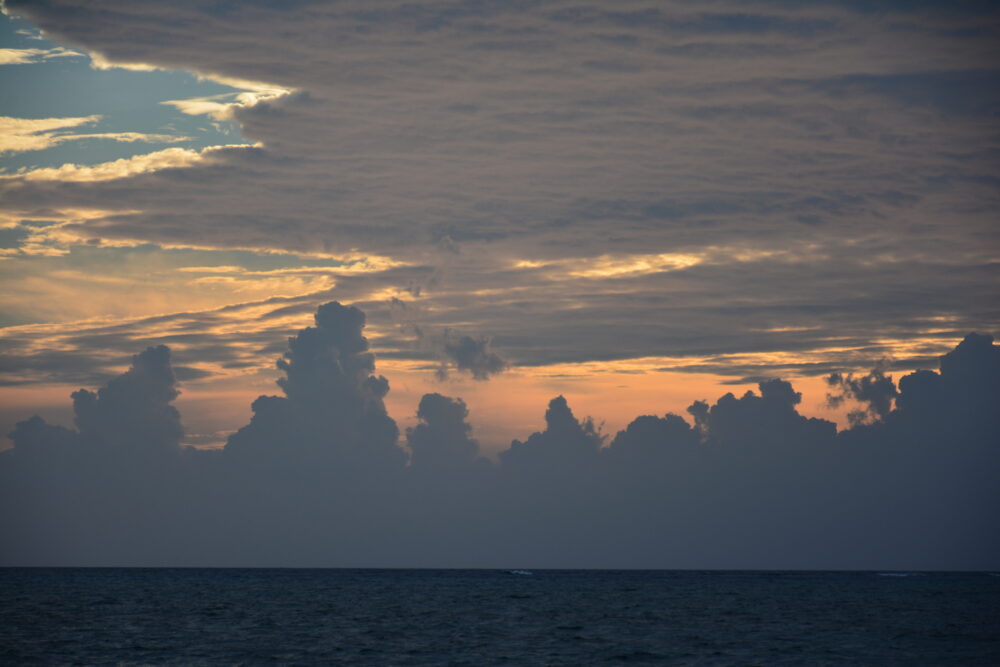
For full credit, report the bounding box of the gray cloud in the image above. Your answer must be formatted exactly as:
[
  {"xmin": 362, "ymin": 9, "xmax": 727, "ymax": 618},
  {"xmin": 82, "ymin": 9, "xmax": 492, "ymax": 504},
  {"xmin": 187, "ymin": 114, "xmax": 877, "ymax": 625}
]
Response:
[
  {"xmin": 406, "ymin": 393, "xmax": 484, "ymax": 472},
  {"xmin": 69, "ymin": 345, "xmax": 183, "ymax": 454},
  {"xmin": 225, "ymin": 302, "xmax": 405, "ymax": 474},
  {"xmin": 1, "ymin": 303, "xmax": 998, "ymax": 568},
  {"xmin": 1, "ymin": 0, "xmax": 996, "ymax": 378},
  {"xmin": 437, "ymin": 332, "xmax": 508, "ymax": 381},
  {"xmin": 2, "ymin": 248, "xmax": 994, "ymax": 392},
  {"xmin": 5, "ymin": 344, "xmax": 183, "ymax": 463},
  {"xmin": 500, "ymin": 395, "xmax": 604, "ymax": 473},
  {"xmin": 826, "ymin": 362, "xmax": 899, "ymax": 426}
]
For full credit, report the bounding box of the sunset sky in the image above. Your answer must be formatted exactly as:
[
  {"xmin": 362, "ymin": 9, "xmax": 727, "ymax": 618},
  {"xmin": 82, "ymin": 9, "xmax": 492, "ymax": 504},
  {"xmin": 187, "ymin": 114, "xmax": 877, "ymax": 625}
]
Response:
[{"xmin": 1, "ymin": 1, "xmax": 997, "ymax": 456}]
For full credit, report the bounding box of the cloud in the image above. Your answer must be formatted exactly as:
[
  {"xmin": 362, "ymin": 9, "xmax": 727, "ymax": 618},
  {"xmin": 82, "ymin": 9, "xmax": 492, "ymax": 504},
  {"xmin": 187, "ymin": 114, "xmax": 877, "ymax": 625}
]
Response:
[
  {"xmin": 0, "ymin": 115, "xmax": 101, "ymax": 153},
  {"xmin": 386, "ymin": 297, "xmax": 509, "ymax": 381},
  {"xmin": 0, "ymin": 1, "xmax": 996, "ymax": 380},
  {"xmin": 162, "ymin": 89, "xmax": 290, "ymax": 122},
  {"xmin": 406, "ymin": 393, "xmax": 483, "ymax": 471},
  {"xmin": 0, "ymin": 258, "xmax": 445, "ymax": 391},
  {"xmin": 5, "ymin": 344, "xmax": 182, "ymax": 458},
  {"xmin": 687, "ymin": 377, "xmax": 837, "ymax": 449},
  {"xmin": 69, "ymin": 345, "xmax": 183, "ymax": 453},
  {"xmin": 1, "ymin": 145, "xmax": 248, "ymax": 182},
  {"xmin": 437, "ymin": 332, "xmax": 508, "ymax": 381},
  {"xmin": 500, "ymin": 395, "xmax": 604, "ymax": 473},
  {"xmin": 606, "ymin": 412, "xmax": 698, "ymax": 462},
  {"xmin": 826, "ymin": 361, "xmax": 898, "ymax": 426},
  {"xmin": 225, "ymin": 301, "xmax": 405, "ymax": 473},
  {"xmin": 0, "ymin": 46, "xmax": 82, "ymax": 65},
  {"xmin": 1, "ymin": 302, "xmax": 997, "ymax": 568},
  {"xmin": 0, "ymin": 116, "xmax": 192, "ymax": 156}
]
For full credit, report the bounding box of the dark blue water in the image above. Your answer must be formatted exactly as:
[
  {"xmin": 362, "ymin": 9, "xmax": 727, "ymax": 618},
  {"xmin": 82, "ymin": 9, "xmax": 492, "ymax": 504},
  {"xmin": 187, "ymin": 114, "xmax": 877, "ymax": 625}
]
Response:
[{"xmin": 2, "ymin": 569, "xmax": 998, "ymax": 665}]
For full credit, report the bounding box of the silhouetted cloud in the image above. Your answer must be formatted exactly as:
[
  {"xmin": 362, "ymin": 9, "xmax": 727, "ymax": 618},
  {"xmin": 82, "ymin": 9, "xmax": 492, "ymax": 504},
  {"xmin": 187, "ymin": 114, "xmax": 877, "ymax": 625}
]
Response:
[
  {"xmin": 7, "ymin": 415, "xmax": 76, "ymax": 457},
  {"xmin": 225, "ymin": 302, "xmax": 405, "ymax": 473},
  {"xmin": 406, "ymin": 393, "xmax": 484, "ymax": 472},
  {"xmin": 437, "ymin": 333, "xmax": 508, "ymax": 381},
  {"xmin": 687, "ymin": 378, "xmax": 837, "ymax": 449},
  {"xmin": 500, "ymin": 396, "xmax": 603, "ymax": 473},
  {"xmin": 826, "ymin": 362, "xmax": 898, "ymax": 426},
  {"xmin": 70, "ymin": 344, "xmax": 182, "ymax": 453},
  {"xmin": 1, "ymin": 302, "xmax": 998, "ymax": 568},
  {"xmin": 607, "ymin": 413, "xmax": 697, "ymax": 461}
]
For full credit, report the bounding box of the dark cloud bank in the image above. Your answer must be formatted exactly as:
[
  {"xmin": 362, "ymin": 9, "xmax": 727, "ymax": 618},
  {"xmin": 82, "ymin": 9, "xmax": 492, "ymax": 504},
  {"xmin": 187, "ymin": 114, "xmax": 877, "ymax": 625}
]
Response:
[{"xmin": 2, "ymin": 303, "xmax": 997, "ymax": 570}]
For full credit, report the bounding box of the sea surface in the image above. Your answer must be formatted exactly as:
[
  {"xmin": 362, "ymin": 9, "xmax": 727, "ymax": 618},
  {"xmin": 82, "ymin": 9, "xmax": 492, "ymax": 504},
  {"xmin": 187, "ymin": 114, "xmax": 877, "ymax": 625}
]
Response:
[{"xmin": 2, "ymin": 568, "xmax": 998, "ymax": 665}]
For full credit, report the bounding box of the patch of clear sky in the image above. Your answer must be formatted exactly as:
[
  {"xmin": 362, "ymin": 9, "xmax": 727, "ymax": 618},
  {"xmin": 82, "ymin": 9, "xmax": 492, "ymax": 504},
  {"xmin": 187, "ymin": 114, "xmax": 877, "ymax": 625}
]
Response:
[
  {"xmin": 0, "ymin": 14, "xmax": 353, "ymax": 276},
  {"xmin": 0, "ymin": 13, "xmax": 243, "ymax": 171}
]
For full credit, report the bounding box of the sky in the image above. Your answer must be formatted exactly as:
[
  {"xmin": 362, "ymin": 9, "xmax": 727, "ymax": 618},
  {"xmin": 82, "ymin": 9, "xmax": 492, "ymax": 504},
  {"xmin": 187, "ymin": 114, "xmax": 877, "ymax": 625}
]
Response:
[{"xmin": 0, "ymin": 1, "xmax": 998, "ymax": 568}]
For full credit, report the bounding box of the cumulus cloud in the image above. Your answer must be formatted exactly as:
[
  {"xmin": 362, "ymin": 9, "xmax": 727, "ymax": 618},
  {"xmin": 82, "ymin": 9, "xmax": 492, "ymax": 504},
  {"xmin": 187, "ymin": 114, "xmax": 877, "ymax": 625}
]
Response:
[
  {"xmin": 6, "ymin": 345, "xmax": 183, "ymax": 455},
  {"xmin": 0, "ymin": 302, "xmax": 997, "ymax": 568},
  {"xmin": 386, "ymin": 297, "xmax": 509, "ymax": 381},
  {"xmin": 687, "ymin": 378, "xmax": 836, "ymax": 449},
  {"xmin": 500, "ymin": 395, "xmax": 603, "ymax": 473},
  {"xmin": 225, "ymin": 302, "xmax": 405, "ymax": 473},
  {"xmin": 607, "ymin": 413, "xmax": 697, "ymax": 461},
  {"xmin": 70, "ymin": 345, "xmax": 183, "ymax": 453},
  {"xmin": 437, "ymin": 332, "xmax": 508, "ymax": 381},
  {"xmin": 3, "ymin": 345, "xmax": 184, "ymax": 465},
  {"xmin": 406, "ymin": 393, "xmax": 483, "ymax": 471},
  {"xmin": 826, "ymin": 361, "xmax": 898, "ymax": 426}
]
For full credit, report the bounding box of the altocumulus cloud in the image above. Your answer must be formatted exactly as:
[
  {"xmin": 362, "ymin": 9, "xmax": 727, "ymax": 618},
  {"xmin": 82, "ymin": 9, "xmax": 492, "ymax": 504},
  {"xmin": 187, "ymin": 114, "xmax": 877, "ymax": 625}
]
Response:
[{"xmin": 1, "ymin": 303, "xmax": 997, "ymax": 569}]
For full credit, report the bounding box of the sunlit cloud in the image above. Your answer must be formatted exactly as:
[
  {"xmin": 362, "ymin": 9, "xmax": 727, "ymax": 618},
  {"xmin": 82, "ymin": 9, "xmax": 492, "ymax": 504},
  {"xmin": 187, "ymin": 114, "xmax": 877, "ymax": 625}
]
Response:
[
  {"xmin": 0, "ymin": 208, "xmax": 142, "ymax": 257},
  {"xmin": 508, "ymin": 245, "xmax": 832, "ymax": 280},
  {"xmin": 511, "ymin": 252, "xmax": 703, "ymax": 278},
  {"xmin": 87, "ymin": 52, "xmax": 291, "ymax": 121},
  {"xmin": 163, "ymin": 89, "xmax": 290, "ymax": 122},
  {"xmin": 188, "ymin": 272, "xmax": 336, "ymax": 297},
  {"xmin": 0, "ymin": 144, "xmax": 251, "ymax": 182},
  {"xmin": 571, "ymin": 253, "xmax": 704, "ymax": 278},
  {"xmin": 0, "ymin": 45, "xmax": 82, "ymax": 64},
  {"xmin": 89, "ymin": 51, "xmax": 291, "ymax": 98},
  {"xmin": 0, "ymin": 115, "xmax": 100, "ymax": 152},
  {"xmin": 0, "ymin": 115, "xmax": 191, "ymax": 155},
  {"xmin": 86, "ymin": 51, "xmax": 163, "ymax": 73},
  {"xmin": 175, "ymin": 256, "xmax": 408, "ymax": 277}
]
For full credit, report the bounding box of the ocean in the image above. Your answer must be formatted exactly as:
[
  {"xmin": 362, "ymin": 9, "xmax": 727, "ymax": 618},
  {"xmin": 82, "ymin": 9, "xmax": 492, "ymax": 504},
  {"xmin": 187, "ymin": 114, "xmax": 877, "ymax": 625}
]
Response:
[{"xmin": 2, "ymin": 568, "xmax": 998, "ymax": 664}]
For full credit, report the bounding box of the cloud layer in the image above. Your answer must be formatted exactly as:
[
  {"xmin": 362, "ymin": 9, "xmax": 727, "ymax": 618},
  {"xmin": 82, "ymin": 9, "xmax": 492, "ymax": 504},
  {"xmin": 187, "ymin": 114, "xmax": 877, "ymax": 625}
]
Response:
[
  {"xmin": 2, "ymin": 302, "xmax": 996, "ymax": 569},
  {"xmin": 1, "ymin": 0, "xmax": 997, "ymax": 384}
]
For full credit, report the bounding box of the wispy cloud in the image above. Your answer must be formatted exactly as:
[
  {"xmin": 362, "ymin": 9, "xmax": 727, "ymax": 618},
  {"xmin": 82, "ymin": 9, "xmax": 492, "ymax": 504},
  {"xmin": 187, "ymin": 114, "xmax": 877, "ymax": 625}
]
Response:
[
  {"xmin": 0, "ymin": 115, "xmax": 100, "ymax": 153},
  {"xmin": 0, "ymin": 144, "xmax": 250, "ymax": 181},
  {"xmin": 0, "ymin": 46, "xmax": 82, "ymax": 64},
  {"xmin": 162, "ymin": 89, "xmax": 290, "ymax": 122},
  {"xmin": 0, "ymin": 115, "xmax": 190, "ymax": 155}
]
